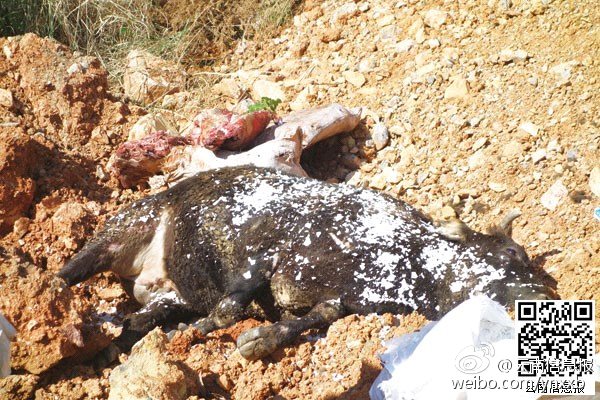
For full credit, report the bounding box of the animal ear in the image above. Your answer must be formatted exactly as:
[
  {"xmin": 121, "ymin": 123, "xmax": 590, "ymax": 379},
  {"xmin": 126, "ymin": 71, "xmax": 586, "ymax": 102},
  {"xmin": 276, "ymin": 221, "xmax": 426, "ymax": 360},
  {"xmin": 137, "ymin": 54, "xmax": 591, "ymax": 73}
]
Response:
[
  {"xmin": 436, "ymin": 219, "xmax": 470, "ymax": 242},
  {"xmin": 491, "ymin": 209, "xmax": 521, "ymax": 237}
]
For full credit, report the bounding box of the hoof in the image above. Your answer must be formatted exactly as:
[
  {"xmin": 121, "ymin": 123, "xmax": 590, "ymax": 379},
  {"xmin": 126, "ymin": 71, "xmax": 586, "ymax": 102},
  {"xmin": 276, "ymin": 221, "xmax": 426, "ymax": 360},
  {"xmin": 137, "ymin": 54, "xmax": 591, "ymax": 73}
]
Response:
[
  {"xmin": 166, "ymin": 329, "xmax": 178, "ymax": 341},
  {"xmin": 191, "ymin": 318, "xmax": 216, "ymax": 335},
  {"xmin": 236, "ymin": 325, "xmax": 280, "ymax": 360}
]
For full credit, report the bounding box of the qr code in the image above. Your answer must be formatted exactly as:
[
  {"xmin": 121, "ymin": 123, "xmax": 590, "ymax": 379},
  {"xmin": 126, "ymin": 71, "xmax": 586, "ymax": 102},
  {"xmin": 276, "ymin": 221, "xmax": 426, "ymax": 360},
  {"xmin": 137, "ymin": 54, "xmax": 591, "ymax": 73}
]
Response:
[{"xmin": 516, "ymin": 300, "xmax": 595, "ymax": 378}]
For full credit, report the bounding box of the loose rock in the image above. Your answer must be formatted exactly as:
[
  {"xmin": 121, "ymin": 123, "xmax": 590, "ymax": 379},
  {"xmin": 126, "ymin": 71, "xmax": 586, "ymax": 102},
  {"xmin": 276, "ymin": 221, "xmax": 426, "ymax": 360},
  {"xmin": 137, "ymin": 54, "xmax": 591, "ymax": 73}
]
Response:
[
  {"xmin": 519, "ymin": 121, "xmax": 540, "ymax": 136},
  {"xmin": 590, "ymin": 166, "xmax": 600, "ymax": 197},
  {"xmin": 0, "ymin": 88, "xmax": 13, "ymax": 108},
  {"xmin": 109, "ymin": 328, "xmax": 200, "ymax": 400},
  {"xmin": 540, "ymin": 180, "xmax": 568, "ymax": 210},
  {"xmin": 343, "ymin": 71, "xmax": 367, "ymax": 88},
  {"xmin": 252, "ymin": 79, "xmax": 286, "ymax": 102},
  {"xmin": 444, "ymin": 77, "xmax": 469, "ymax": 99},
  {"xmin": 372, "ymin": 123, "xmax": 390, "ymax": 150},
  {"xmin": 488, "ymin": 182, "xmax": 507, "ymax": 192},
  {"xmin": 423, "ymin": 9, "xmax": 448, "ymax": 29}
]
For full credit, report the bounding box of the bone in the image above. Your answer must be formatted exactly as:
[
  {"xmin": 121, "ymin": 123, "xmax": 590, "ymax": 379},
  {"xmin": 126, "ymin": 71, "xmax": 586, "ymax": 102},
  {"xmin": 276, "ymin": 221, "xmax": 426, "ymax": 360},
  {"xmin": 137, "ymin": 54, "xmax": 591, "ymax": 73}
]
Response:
[{"xmin": 254, "ymin": 103, "xmax": 362, "ymax": 148}]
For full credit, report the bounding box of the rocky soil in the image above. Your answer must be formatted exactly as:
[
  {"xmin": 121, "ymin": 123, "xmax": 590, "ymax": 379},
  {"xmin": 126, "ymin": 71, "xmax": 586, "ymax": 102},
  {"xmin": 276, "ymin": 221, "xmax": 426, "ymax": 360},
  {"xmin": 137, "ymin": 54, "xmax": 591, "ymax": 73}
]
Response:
[{"xmin": 0, "ymin": 0, "xmax": 598, "ymax": 398}]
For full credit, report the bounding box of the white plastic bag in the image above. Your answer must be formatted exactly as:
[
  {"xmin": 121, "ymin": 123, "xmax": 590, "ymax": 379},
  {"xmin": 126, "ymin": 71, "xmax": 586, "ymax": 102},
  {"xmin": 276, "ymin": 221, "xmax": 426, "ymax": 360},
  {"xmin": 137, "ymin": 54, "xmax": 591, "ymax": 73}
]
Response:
[{"xmin": 370, "ymin": 296, "xmax": 535, "ymax": 400}]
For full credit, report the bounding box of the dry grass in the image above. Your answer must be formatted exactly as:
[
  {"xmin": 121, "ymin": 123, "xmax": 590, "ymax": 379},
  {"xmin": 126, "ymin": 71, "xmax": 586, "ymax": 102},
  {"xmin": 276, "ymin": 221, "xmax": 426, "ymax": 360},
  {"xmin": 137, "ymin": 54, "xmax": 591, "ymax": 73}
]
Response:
[{"xmin": 0, "ymin": 0, "xmax": 300, "ymax": 87}]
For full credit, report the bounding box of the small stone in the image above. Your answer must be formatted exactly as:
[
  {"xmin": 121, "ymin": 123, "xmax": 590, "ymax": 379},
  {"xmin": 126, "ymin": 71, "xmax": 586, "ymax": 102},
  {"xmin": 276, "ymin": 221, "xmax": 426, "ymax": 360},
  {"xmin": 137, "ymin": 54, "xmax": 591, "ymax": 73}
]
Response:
[
  {"xmin": 590, "ymin": 166, "xmax": 600, "ymax": 197},
  {"xmin": 423, "ymin": 9, "xmax": 448, "ymax": 29},
  {"xmin": 332, "ymin": 2, "xmax": 360, "ymax": 22},
  {"xmin": 378, "ymin": 15, "xmax": 395, "ymax": 27},
  {"xmin": 95, "ymin": 165, "xmax": 108, "ymax": 182},
  {"xmin": 499, "ymin": 48, "xmax": 528, "ymax": 64},
  {"xmin": 252, "ymin": 79, "xmax": 286, "ymax": 102},
  {"xmin": 444, "ymin": 77, "xmax": 469, "ymax": 99},
  {"xmin": 426, "ymin": 38, "xmax": 441, "ymax": 48},
  {"xmin": 527, "ymin": 76, "xmax": 538, "ymax": 86},
  {"xmin": 343, "ymin": 71, "xmax": 367, "ymax": 88},
  {"xmin": 358, "ymin": 58, "xmax": 376, "ymax": 74},
  {"xmin": 383, "ymin": 167, "xmax": 402, "ymax": 184},
  {"xmin": 66, "ymin": 62, "xmax": 83, "ymax": 75},
  {"xmin": 372, "ymin": 123, "xmax": 390, "ymax": 150},
  {"xmin": 531, "ymin": 149, "xmax": 547, "ymax": 164},
  {"xmin": 12, "ymin": 217, "xmax": 30, "ymax": 239},
  {"xmin": 488, "ymin": 182, "xmax": 507, "ymax": 192},
  {"xmin": 469, "ymin": 116, "xmax": 483, "ymax": 127},
  {"xmin": 472, "ymin": 137, "xmax": 487, "ymax": 151},
  {"xmin": 566, "ymin": 149, "xmax": 577, "ymax": 161},
  {"xmin": 0, "ymin": 89, "xmax": 14, "ymax": 108},
  {"xmin": 540, "ymin": 180, "xmax": 568, "ymax": 210},
  {"xmin": 468, "ymin": 150, "xmax": 486, "ymax": 169},
  {"xmin": 108, "ymin": 329, "xmax": 200, "ymax": 400},
  {"xmin": 396, "ymin": 39, "xmax": 416, "ymax": 52},
  {"xmin": 369, "ymin": 174, "xmax": 387, "ymax": 190},
  {"xmin": 549, "ymin": 61, "xmax": 578, "ymax": 81},
  {"xmin": 519, "ymin": 121, "xmax": 540, "ymax": 136},
  {"xmin": 321, "ymin": 27, "xmax": 342, "ymax": 43}
]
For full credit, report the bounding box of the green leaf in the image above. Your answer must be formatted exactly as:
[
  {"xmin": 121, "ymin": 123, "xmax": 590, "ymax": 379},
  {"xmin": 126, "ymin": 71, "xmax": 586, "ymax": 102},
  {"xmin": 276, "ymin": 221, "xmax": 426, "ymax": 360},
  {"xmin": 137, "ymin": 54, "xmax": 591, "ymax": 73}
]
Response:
[{"xmin": 247, "ymin": 97, "xmax": 282, "ymax": 113}]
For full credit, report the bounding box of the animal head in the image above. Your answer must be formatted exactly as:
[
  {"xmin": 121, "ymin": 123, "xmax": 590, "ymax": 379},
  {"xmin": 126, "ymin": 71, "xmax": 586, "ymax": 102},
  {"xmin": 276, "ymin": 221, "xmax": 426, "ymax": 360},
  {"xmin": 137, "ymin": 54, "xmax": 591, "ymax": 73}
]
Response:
[{"xmin": 436, "ymin": 210, "xmax": 558, "ymax": 306}]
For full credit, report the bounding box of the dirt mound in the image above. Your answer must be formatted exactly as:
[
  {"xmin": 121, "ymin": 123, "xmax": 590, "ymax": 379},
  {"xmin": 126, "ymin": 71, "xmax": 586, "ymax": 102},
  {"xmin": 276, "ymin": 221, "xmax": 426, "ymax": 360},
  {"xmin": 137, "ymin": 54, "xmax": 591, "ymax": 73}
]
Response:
[
  {"xmin": 0, "ymin": 128, "xmax": 40, "ymax": 234},
  {"xmin": 0, "ymin": 255, "xmax": 115, "ymax": 374},
  {"xmin": 0, "ymin": 33, "xmax": 146, "ymax": 270}
]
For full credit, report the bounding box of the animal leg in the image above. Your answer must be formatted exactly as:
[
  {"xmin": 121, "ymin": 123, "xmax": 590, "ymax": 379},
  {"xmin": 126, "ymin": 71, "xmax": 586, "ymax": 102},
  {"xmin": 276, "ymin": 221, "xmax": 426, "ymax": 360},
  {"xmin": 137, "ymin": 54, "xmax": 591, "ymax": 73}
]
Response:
[
  {"xmin": 191, "ymin": 289, "xmax": 257, "ymax": 334},
  {"xmin": 94, "ymin": 295, "xmax": 193, "ymax": 368},
  {"xmin": 236, "ymin": 299, "xmax": 345, "ymax": 360},
  {"xmin": 191, "ymin": 257, "xmax": 270, "ymax": 334}
]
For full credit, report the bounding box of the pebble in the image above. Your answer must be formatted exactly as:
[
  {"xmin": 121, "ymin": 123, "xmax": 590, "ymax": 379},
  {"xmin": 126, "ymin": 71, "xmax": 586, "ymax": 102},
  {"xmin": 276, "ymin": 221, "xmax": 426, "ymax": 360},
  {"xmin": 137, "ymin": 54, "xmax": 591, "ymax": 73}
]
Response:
[
  {"xmin": 343, "ymin": 71, "xmax": 367, "ymax": 88},
  {"xmin": 396, "ymin": 39, "xmax": 416, "ymax": 52},
  {"xmin": 531, "ymin": 149, "xmax": 547, "ymax": 164},
  {"xmin": 444, "ymin": 77, "xmax": 469, "ymax": 99},
  {"xmin": 369, "ymin": 174, "xmax": 387, "ymax": 190},
  {"xmin": 501, "ymin": 141, "xmax": 524, "ymax": 158},
  {"xmin": 566, "ymin": 149, "xmax": 577, "ymax": 161},
  {"xmin": 549, "ymin": 61, "xmax": 578, "ymax": 81},
  {"xmin": 12, "ymin": 217, "xmax": 30, "ymax": 239},
  {"xmin": 426, "ymin": 38, "xmax": 441, "ymax": 49},
  {"xmin": 252, "ymin": 79, "xmax": 286, "ymax": 102},
  {"xmin": 590, "ymin": 167, "xmax": 600, "ymax": 197},
  {"xmin": 0, "ymin": 88, "xmax": 13, "ymax": 108},
  {"xmin": 372, "ymin": 123, "xmax": 390, "ymax": 150},
  {"xmin": 358, "ymin": 58, "xmax": 377, "ymax": 74},
  {"xmin": 423, "ymin": 9, "xmax": 448, "ymax": 29},
  {"xmin": 469, "ymin": 116, "xmax": 483, "ymax": 127},
  {"xmin": 383, "ymin": 167, "xmax": 402, "ymax": 184},
  {"xmin": 554, "ymin": 164, "xmax": 564, "ymax": 174},
  {"xmin": 332, "ymin": 2, "xmax": 360, "ymax": 22},
  {"xmin": 499, "ymin": 48, "xmax": 528, "ymax": 64},
  {"xmin": 519, "ymin": 121, "xmax": 540, "ymax": 136},
  {"xmin": 527, "ymin": 76, "xmax": 538, "ymax": 86},
  {"xmin": 378, "ymin": 15, "xmax": 395, "ymax": 27},
  {"xmin": 488, "ymin": 182, "xmax": 507, "ymax": 192},
  {"xmin": 468, "ymin": 150, "xmax": 486, "ymax": 169},
  {"xmin": 540, "ymin": 180, "xmax": 568, "ymax": 210},
  {"xmin": 472, "ymin": 137, "xmax": 487, "ymax": 151}
]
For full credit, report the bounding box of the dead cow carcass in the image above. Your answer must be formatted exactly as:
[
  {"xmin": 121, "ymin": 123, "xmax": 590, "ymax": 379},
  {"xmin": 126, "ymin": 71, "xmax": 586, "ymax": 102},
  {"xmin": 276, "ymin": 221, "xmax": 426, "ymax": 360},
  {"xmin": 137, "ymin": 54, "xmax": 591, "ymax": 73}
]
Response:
[{"xmin": 58, "ymin": 166, "xmax": 556, "ymax": 361}]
